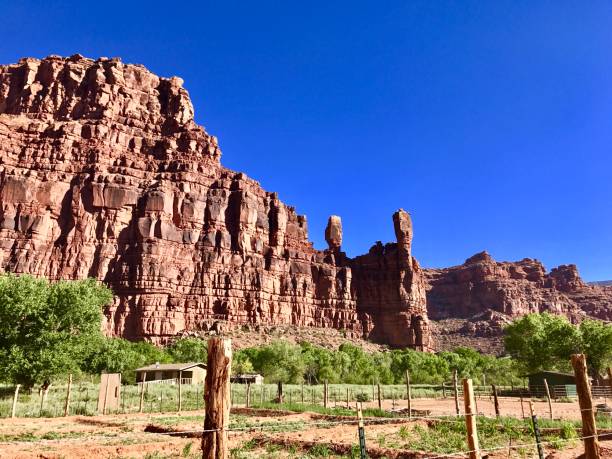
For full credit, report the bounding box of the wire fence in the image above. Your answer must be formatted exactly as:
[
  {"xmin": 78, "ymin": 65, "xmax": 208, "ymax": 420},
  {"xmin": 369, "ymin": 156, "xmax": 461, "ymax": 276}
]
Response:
[
  {"xmin": 2, "ymin": 380, "xmax": 610, "ymax": 419},
  {"xmin": 139, "ymin": 406, "xmax": 612, "ymax": 459},
  {"xmin": 2, "ymin": 378, "xmax": 611, "ymax": 458}
]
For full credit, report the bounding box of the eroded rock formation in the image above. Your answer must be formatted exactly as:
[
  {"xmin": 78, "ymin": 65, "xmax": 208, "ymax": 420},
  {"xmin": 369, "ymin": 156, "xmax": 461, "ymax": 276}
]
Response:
[
  {"xmin": 425, "ymin": 251, "xmax": 612, "ymax": 322},
  {"xmin": 0, "ymin": 55, "xmax": 432, "ymax": 349}
]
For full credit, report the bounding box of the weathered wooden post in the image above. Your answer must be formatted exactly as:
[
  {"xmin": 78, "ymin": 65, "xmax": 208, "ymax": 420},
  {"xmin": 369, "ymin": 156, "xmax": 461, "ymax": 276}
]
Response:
[
  {"xmin": 324, "ymin": 380, "xmax": 329, "ymax": 408},
  {"xmin": 277, "ymin": 381, "xmax": 283, "ymax": 403},
  {"xmin": 492, "ymin": 384, "xmax": 500, "ymax": 418},
  {"xmin": 202, "ymin": 337, "xmax": 232, "ymax": 459},
  {"xmin": 543, "ymin": 378, "xmax": 553, "ymax": 420},
  {"xmin": 245, "ymin": 382, "xmax": 251, "ymax": 408},
  {"xmin": 139, "ymin": 372, "xmax": 147, "ymax": 413},
  {"xmin": 405, "ymin": 370, "xmax": 412, "ymax": 419},
  {"xmin": 64, "ymin": 374, "xmax": 73, "ymax": 416},
  {"xmin": 39, "ymin": 384, "xmax": 50, "ymax": 417},
  {"xmin": 11, "ymin": 384, "xmax": 21, "ymax": 418},
  {"xmin": 301, "ymin": 383, "xmax": 304, "ymax": 404},
  {"xmin": 178, "ymin": 370, "xmax": 183, "ymax": 412},
  {"xmin": 453, "ymin": 369, "xmax": 460, "ymax": 415},
  {"xmin": 519, "ymin": 393, "xmax": 525, "ymax": 419},
  {"xmin": 377, "ymin": 383, "xmax": 382, "ymax": 410},
  {"xmin": 357, "ymin": 402, "xmax": 367, "ymax": 459},
  {"xmin": 571, "ymin": 354, "xmax": 601, "ymax": 459},
  {"xmin": 462, "ymin": 379, "xmax": 481, "ymax": 459}
]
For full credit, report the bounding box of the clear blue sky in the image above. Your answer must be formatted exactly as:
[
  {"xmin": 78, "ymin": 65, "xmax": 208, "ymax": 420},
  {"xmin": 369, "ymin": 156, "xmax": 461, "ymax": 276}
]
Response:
[{"xmin": 2, "ymin": 1, "xmax": 611, "ymax": 280}]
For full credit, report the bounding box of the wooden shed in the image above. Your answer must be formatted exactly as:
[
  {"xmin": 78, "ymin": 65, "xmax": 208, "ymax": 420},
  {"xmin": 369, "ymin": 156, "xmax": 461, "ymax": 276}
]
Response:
[
  {"xmin": 136, "ymin": 362, "xmax": 206, "ymax": 385},
  {"xmin": 526, "ymin": 371, "xmax": 576, "ymax": 393}
]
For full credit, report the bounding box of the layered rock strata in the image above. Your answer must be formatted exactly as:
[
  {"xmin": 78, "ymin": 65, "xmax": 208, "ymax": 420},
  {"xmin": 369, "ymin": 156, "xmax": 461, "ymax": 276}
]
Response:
[
  {"xmin": 0, "ymin": 55, "xmax": 432, "ymax": 349},
  {"xmin": 425, "ymin": 251, "xmax": 612, "ymax": 322}
]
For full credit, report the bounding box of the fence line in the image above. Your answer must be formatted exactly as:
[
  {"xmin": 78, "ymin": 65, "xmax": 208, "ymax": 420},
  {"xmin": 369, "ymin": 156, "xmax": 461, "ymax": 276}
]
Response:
[{"xmin": 2, "ymin": 380, "xmax": 611, "ymax": 419}]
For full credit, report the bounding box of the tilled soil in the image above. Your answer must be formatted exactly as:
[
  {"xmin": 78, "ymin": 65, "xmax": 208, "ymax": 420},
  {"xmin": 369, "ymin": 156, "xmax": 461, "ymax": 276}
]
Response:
[{"xmin": 1, "ymin": 398, "xmax": 611, "ymax": 458}]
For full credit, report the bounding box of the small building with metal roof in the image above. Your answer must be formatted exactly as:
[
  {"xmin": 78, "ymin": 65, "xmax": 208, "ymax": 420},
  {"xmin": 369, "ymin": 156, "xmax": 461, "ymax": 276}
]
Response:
[{"xmin": 135, "ymin": 362, "xmax": 206, "ymax": 385}]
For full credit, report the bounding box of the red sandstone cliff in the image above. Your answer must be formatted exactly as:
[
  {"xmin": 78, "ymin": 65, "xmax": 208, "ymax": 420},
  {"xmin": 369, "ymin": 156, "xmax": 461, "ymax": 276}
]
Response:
[
  {"xmin": 0, "ymin": 55, "xmax": 431, "ymax": 350},
  {"xmin": 425, "ymin": 251, "xmax": 612, "ymax": 322}
]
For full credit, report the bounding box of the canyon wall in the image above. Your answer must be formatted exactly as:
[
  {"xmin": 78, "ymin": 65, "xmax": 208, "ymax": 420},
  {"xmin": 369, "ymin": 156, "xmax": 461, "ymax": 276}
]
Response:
[
  {"xmin": 0, "ymin": 55, "xmax": 432, "ymax": 349},
  {"xmin": 425, "ymin": 251, "xmax": 612, "ymax": 323}
]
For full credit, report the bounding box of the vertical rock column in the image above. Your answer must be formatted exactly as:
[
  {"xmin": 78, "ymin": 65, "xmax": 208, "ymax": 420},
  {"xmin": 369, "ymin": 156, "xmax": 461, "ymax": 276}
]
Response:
[
  {"xmin": 393, "ymin": 209, "xmax": 431, "ymax": 350},
  {"xmin": 325, "ymin": 215, "xmax": 343, "ymax": 253},
  {"xmin": 393, "ymin": 209, "xmax": 412, "ymax": 269}
]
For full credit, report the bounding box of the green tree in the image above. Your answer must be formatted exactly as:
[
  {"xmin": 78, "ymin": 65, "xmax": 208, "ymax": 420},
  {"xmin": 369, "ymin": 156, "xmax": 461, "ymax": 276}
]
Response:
[
  {"xmin": 504, "ymin": 313, "xmax": 581, "ymax": 373},
  {"xmin": 578, "ymin": 319, "xmax": 612, "ymax": 377},
  {"xmin": 0, "ymin": 275, "xmax": 112, "ymax": 387},
  {"xmin": 83, "ymin": 337, "xmax": 171, "ymax": 384},
  {"xmin": 232, "ymin": 351, "xmax": 254, "ymax": 375},
  {"xmin": 167, "ymin": 337, "xmax": 207, "ymax": 363},
  {"xmin": 243, "ymin": 341, "xmax": 305, "ymax": 383}
]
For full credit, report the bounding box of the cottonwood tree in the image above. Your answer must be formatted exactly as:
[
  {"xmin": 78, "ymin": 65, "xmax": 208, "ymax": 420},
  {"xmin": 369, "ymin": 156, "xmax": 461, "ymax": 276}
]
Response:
[
  {"xmin": 504, "ymin": 313, "xmax": 612, "ymax": 378},
  {"xmin": 0, "ymin": 274, "xmax": 112, "ymax": 388}
]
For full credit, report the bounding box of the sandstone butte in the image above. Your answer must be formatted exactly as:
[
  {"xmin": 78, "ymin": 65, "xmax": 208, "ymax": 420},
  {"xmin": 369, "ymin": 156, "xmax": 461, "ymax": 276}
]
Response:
[{"xmin": 0, "ymin": 55, "xmax": 609, "ymax": 350}]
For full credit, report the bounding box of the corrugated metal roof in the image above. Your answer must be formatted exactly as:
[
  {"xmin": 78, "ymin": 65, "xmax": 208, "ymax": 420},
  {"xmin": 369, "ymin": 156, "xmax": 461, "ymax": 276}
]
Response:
[{"xmin": 135, "ymin": 362, "xmax": 206, "ymax": 372}]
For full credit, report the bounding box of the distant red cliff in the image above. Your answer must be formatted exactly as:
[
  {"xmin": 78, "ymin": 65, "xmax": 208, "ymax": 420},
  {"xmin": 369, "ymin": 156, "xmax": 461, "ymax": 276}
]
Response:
[{"xmin": 425, "ymin": 250, "xmax": 612, "ymax": 321}]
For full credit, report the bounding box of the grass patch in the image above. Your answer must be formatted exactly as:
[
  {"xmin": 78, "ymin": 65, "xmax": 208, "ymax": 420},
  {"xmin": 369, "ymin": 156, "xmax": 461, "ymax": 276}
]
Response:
[
  {"xmin": 0, "ymin": 430, "xmax": 86, "ymax": 442},
  {"xmin": 248, "ymin": 401, "xmax": 395, "ymax": 418},
  {"xmin": 372, "ymin": 415, "xmax": 588, "ymax": 455}
]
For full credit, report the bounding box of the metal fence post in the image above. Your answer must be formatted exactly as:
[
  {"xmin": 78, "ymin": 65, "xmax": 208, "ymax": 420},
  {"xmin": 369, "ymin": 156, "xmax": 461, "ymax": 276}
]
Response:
[{"xmin": 529, "ymin": 400, "xmax": 545, "ymax": 459}]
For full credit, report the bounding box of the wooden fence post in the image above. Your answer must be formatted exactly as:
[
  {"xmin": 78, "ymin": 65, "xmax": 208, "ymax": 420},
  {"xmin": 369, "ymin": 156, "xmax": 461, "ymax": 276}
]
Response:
[
  {"xmin": 64, "ymin": 374, "xmax": 73, "ymax": 416},
  {"xmin": 11, "ymin": 384, "xmax": 21, "ymax": 418},
  {"xmin": 178, "ymin": 370, "xmax": 183, "ymax": 412},
  {"xmin": 39, "ymin": 384, "xmax": 50, "ymax": 417},
  {"xmin": 324, "ymin": 380, "xmax": 329, "ymax": 408},
  {"xmin": 453, "ymin": 369, "xmax": 460, "ymax": 415},
  {"xmin": 301, "ymin": 383, "xmax": 304, "ymax": 404},
  {"xmin": 519, "ymin": 393, "xmax": 525, "ymax": 420},
  {"xmin": 543, "ymin": 378, "xmax": 553, "ymax": 420},
  {"xmin": 377, "ymin": 383, "xmax": 382, "ymax": 410},
  {"xmin": 462, "ymin": 378, "xmax": 481, "ymax": 459},
  {"xmin": 405, "ymin": 370, "xmax": 412, "ymax": 419},
  {"xmin": 202, "ymin": 337, "xmax": 232, "ymax": 459},
  {"xmin": 492, "ymin": 384, "xmax": 500, "ymax": 418},
  {"xmin": 571, "ymin": 354, "xmax": 601, "ymax": 459},
  {"xmin": 139, "ymin": 372, "xmax": 147, "ymax": 413},
  {"xmin": 277, "ymin": 381, "xmax": 283, "ymax": 403},
  {"xmin": 246, "ymin": 382, "xmax": 251, "ymax": 408},
  {"xmin": 357, "ymin": 402, "xmax": 367, "ymax": 459}
]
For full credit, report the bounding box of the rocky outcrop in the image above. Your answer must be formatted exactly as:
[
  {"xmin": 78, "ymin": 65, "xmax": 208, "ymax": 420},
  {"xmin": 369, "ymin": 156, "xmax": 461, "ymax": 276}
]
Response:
[
  {"xmin": 425, "ymin": 251, "xmax": 612, "ymax": 322},
  {"xmin": 0, "ymin": 55, "xmax": 432, "ymax": 350},
  {"xmin": 324, "ymin": 215, "xmax": 342, "ymax": 252}
]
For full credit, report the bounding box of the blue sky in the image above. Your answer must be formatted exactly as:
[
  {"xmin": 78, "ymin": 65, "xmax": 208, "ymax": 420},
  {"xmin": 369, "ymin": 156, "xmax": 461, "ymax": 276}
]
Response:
[{"xmin": 2, "ymin": 1, "xmax": 611, "ymax": 280}]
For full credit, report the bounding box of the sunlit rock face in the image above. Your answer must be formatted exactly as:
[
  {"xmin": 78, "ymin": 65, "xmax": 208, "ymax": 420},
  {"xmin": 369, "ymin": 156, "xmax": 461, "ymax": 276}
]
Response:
[
  {"xmin": 0, "ymin": 55, "xmax": 433, "ymax": 350},
  {"xmin": 424, "ymin": 252, "xmax": 612, "ymax": 322}
]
